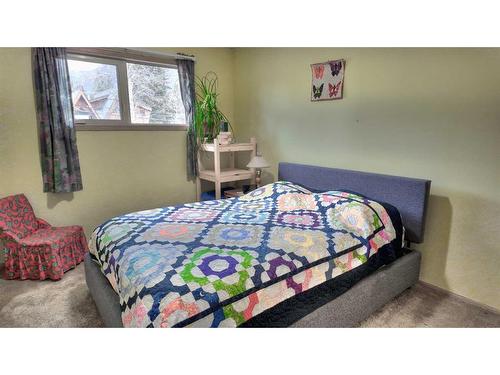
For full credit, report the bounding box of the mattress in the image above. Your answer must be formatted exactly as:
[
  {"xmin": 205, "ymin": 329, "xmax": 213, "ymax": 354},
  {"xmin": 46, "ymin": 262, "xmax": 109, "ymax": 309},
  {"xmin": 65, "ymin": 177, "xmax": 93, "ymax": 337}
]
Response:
[{"xmin": 89, "ymin": 181, "xmax": 403, "ymax": 328}]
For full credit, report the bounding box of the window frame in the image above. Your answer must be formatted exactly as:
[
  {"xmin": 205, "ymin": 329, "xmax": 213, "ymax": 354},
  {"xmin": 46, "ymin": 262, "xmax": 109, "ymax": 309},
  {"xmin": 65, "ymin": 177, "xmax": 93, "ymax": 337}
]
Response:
[{"xmin": 67, "ymin": 49, "xmax": 188, "ymax": 131}]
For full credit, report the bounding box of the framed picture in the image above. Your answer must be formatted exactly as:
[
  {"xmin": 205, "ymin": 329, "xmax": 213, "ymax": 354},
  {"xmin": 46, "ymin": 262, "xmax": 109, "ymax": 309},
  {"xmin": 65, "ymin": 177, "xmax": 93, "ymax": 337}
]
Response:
[{"xmin": 311, "ymin": 59, "xmax": 345, "ymax": 101}]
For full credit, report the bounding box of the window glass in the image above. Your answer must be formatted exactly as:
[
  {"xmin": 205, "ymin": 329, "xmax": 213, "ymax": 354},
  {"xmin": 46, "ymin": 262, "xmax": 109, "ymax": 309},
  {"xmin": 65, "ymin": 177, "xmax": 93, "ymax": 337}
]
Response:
[
  {"xmin": 127, "ymin": 62, "xmax": 186, "ymax": 124},
  {"xmin": 68, "ymin": 59, "xmax": 121, "ymax": 120}
]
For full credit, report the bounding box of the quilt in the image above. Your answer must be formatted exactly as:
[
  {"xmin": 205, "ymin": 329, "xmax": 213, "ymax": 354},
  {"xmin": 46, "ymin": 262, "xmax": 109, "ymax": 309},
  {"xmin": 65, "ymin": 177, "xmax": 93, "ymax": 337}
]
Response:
[{"xmin": 89, "ymin": 181, "xmax": 398, "ymax": 327}]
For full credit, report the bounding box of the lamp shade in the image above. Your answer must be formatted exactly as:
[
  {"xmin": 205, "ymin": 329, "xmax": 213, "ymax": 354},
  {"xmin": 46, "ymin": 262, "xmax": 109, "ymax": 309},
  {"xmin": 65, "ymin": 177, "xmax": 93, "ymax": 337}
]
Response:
[{"xmin": 247, "ymin": 155, "xmax": 270, "ymax": 169}]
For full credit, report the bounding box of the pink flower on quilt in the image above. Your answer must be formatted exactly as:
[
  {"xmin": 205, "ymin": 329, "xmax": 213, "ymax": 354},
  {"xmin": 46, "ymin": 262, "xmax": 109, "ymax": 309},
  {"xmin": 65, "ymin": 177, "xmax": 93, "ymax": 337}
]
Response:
[
  {"xmin": 122, "ymin": 301, "xmax": 149, "ymax": 327},
  {"xmin": 319, "ymin": 194, "xmax": 343, "ymax": 207},
  {"xmin": 159, "ymin": 297, "xmax": 199, "ymax": 328},
  {"xmin": 369, "ymin": 238, "xmax": 380, "ymax": 253},
  {"xmin": 277, "ymin": 193, "xmax": 317, "ymax": 211},
  {"xmin": 122, "ymin": 311, "xmax": 133, "ymax": 326},
  {"xmin": 283, "ymin": 214, "xmax": 313, "ymax": 226},
  {"xmin": 133, "ymin": 302, "xmax": 148, "ymax": 325},
  {"xmin": 242, "ymin": 293, "xmax": 259, "ymax": 321}
]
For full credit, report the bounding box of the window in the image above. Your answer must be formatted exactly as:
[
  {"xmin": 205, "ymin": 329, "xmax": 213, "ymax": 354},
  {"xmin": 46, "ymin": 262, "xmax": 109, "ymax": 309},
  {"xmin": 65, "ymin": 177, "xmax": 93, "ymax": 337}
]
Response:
[
  {"xmin": 67, "ymin": 50, "xmax": 186, "ymax": 130},
  {"xmin": 68, "ymin": 59, "xmax": 122, "ymax": 121},
  {"xmin": 127, "ymin": 62, "xmax": 185, "ymax": 125}
]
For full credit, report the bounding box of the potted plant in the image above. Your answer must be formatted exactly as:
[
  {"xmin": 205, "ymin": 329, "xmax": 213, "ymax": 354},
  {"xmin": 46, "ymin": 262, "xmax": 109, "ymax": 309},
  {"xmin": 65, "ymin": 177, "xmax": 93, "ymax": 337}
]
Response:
[{"xmin": 193, "ymin": 72, "xmax": 233, "ymax": 145}]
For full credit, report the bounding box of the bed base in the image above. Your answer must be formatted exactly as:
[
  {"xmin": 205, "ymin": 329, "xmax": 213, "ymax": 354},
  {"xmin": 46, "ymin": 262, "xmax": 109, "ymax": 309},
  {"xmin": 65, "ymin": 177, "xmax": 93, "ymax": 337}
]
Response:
[
  {"xmin": 85, "ymin": 254, "xmax": 123, "ymax": 328},
  {"xmin": 84, "ymin": 250, "xmax": 421, "ymax": 328}
]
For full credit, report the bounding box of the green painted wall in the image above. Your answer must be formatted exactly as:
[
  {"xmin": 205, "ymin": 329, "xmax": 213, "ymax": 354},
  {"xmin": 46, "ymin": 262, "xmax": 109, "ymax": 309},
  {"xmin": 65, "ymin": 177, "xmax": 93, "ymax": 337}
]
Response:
[{"xmin": 233, "ymin": 48, "xmax": 500, "ymax": 310}]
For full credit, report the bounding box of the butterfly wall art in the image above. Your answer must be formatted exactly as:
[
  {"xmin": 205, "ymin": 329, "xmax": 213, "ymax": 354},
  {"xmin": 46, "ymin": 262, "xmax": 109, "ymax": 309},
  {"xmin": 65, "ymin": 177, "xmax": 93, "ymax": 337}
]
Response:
[{"xmin": 310, "ymin": 59, "xmax": 345, "ymax": 101}]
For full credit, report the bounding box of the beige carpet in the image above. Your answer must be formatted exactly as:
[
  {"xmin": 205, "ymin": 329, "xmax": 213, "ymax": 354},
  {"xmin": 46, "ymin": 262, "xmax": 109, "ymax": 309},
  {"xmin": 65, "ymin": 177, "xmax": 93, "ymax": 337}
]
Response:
[
  {"xmin": 1, "ymin": 263, "xmax": 499, "ymax": 328},
  {"xmin": 0, "ymin": 263, "xmax": 103, "ymax": 328}
]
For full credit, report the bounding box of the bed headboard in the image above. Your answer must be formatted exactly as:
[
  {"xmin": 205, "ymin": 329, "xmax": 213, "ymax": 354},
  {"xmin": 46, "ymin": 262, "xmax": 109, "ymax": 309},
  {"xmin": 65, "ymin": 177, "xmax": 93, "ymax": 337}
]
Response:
[{"xmin": 278, "ymin": 162, "xmax": 431, "ymax": 244}]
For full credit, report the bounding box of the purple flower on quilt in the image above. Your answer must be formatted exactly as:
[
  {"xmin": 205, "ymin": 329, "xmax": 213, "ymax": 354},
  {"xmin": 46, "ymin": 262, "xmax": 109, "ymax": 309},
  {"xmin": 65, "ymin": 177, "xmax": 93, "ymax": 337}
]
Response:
[
  {"xmin": 276, "ymin": 212, "xmax": 322, "ymax": 228},
  {"xmin": 172, "ymin": 247, "xmax": 257, "ymax": 304},
  {"xmin": 266, "ymin": 255, "xmax": 297, "ymax": 279},
  {"xmin": 198, "ymin": 254, "xmax": 239, "ymax": 278}
]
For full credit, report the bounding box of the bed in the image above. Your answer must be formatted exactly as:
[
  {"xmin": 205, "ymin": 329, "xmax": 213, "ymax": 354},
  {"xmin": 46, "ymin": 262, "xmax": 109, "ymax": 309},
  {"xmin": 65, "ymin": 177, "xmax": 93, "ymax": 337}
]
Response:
[{"xmin": 85, "ymin": 162, "xmax": 431, "ymax": 327}]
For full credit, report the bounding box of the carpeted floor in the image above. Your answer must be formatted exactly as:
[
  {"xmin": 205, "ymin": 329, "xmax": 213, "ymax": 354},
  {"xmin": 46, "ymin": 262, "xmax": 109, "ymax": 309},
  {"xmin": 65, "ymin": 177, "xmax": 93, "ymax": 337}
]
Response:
[{"xmin": 1, "ymin": 263, "xmax": 499, "ymax": 328}]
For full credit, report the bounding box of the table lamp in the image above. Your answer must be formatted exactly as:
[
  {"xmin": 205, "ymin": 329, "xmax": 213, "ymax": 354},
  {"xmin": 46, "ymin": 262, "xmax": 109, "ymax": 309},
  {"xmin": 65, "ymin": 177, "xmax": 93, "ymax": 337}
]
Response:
[{"xmin": 247, "ymin": 155, "xmax": 270, "ymax": 188}]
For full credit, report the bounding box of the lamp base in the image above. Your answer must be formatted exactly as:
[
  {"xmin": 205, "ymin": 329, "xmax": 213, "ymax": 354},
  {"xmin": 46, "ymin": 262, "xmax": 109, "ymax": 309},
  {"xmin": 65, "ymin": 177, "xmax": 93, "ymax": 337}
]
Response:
[{"xmin": 255, "ymin": 169, "xmax": 262, "ymax": 188}]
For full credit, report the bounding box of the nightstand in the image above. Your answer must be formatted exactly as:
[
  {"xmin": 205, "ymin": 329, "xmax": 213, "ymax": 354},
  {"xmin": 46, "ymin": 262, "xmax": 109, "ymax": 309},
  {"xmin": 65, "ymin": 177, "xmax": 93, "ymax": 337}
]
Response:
[{"xmin": 196, "ymin": 137, "xmax": 257, "ymax": 200}]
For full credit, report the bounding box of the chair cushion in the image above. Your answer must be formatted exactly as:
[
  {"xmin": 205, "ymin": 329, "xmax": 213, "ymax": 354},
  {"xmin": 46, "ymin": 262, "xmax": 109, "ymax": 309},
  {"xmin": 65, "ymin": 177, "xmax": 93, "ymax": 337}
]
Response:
[
  {"xmin": 0, "ymin": 194, "xmax": 39, "ymax": 239},
  {"xmin": 19, "ymin": 226, "xmax": 82, "ymax": 246}
]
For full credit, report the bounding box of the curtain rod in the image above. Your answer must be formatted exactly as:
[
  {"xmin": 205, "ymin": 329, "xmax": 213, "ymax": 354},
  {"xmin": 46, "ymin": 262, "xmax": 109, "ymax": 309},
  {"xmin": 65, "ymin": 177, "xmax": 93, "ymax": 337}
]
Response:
[{"xmin": 124, "ymin": 48, "xmax": 196, "ymax": 61}]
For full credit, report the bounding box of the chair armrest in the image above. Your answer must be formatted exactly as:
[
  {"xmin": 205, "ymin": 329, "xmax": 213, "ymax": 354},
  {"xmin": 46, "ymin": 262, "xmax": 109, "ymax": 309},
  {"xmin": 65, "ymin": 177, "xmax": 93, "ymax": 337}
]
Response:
[
  {"xmin": 37, "ymin": 218, "xmax": 52, "ymax": 229},
  {"xmin": 0, "ymin": 230, "xmax": 21, "ymax": 243}
]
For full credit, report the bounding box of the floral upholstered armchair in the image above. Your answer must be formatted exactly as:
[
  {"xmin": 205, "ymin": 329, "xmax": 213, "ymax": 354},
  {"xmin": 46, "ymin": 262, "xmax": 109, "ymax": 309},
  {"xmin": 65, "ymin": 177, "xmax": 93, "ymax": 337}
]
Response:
[{"xmin": 0, "ymin": 194, "xmax": 88, "ymax": 280}]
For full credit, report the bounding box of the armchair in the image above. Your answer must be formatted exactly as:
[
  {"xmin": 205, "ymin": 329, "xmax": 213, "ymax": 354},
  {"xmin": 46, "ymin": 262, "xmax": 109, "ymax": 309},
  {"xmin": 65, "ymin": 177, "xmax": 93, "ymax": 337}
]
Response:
[{"xmin": 0, "ymin": 194, "xmax": 88, "ymax": 280}]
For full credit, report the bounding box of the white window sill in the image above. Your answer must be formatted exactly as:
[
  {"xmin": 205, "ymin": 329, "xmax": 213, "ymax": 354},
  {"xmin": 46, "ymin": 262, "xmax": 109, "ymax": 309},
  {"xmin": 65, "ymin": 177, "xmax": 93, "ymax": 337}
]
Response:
[{"xmin": 75, "ymin": 124, "xmax": 188, "ymax": 131}]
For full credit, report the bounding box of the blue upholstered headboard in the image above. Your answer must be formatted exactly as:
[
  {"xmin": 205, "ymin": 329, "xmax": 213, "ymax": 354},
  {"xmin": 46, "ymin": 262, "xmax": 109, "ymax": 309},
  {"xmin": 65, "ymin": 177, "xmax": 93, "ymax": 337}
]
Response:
[{"xmin": 278, "ymin": 162, "xmax": 431, "ymax": 244}]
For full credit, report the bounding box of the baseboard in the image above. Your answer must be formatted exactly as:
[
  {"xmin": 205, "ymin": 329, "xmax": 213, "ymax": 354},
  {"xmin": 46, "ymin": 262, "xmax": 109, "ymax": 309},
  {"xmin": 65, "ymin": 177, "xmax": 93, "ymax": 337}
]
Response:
[{"xmin": 417, "ymin": 280, "xmax": 500, "ymax": 316}]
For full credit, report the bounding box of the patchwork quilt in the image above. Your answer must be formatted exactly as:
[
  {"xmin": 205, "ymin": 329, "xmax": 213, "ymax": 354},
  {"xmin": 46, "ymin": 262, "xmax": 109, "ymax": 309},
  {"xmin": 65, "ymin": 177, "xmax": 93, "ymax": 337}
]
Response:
[{"xmin": 89, "ymin": 181, "xmax": 398, "ymax": 327}]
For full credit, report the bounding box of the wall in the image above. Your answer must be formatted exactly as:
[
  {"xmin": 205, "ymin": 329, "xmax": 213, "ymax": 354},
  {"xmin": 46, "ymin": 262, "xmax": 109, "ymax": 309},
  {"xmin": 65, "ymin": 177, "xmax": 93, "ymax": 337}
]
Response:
[
  {"xmin": 1, "ymin": 46, "xmax": 499, "ymax": 311},
  {"xmin": 233, "ymin": 48, "xmax": 500, "ymax": 310},
  {"xmin": 0, "ymin": 47, "xmax": 235, "ymax": 246}
]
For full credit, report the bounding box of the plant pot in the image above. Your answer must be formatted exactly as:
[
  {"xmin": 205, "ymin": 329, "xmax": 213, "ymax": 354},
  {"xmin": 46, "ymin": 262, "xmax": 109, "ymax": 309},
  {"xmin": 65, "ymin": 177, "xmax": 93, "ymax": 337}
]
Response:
[{"xmin": 217, "ymin": 132, "xmax": 233, "ymax": 145}]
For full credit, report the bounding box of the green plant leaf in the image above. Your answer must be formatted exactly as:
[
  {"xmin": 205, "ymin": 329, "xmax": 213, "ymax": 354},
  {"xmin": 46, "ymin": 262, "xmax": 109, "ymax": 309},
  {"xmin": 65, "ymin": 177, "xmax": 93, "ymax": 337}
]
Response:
[{"xmin": 192, "ymin": 72, "xmax": 232, "ymax": 145}]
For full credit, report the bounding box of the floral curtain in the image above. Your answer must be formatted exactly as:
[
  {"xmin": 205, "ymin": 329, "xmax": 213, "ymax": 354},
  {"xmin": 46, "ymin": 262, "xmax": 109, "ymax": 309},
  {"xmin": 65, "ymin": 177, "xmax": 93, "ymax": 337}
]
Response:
[
  {"xmin": 32, "ymin": 48, "xmax": 83, "ymax": 193},
  {"xmin": 177, "ymin": 58, "xmax": 196, "ymax": 180}
]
